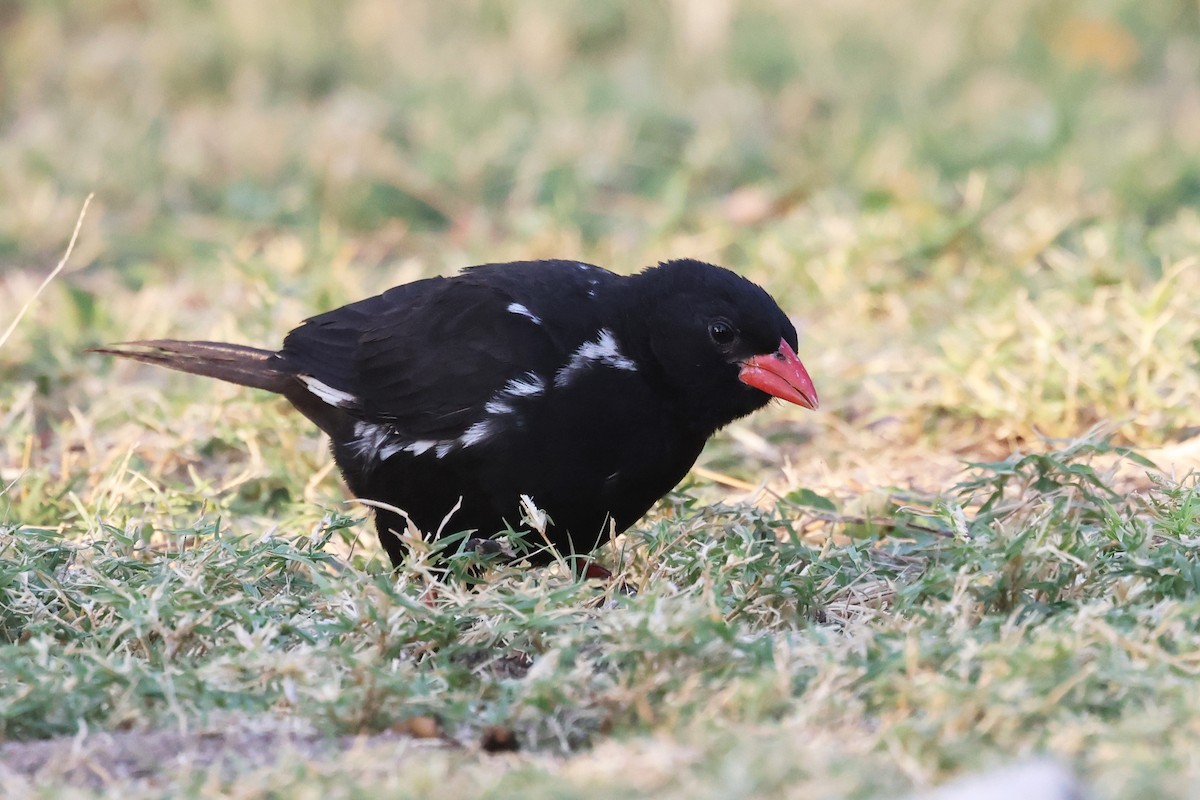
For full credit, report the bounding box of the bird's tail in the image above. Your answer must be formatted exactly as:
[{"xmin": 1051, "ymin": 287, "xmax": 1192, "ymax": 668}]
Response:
[{"xmin": 89, "ymin": 340, "xmax": 293, "ymax": 395}]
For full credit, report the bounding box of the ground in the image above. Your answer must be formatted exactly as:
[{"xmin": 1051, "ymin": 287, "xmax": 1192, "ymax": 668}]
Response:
[{"xmin": 1, "ymin": 2, "xmax": 1199, "ymax": 798}]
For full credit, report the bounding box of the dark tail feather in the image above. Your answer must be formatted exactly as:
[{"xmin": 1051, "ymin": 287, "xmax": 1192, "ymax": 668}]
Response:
[{"xmin": 89, "ymin": 340, "xmax": 292, "ymax": 395}]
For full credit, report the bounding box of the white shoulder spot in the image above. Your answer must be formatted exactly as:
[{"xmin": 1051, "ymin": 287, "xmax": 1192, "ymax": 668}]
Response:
[
  {"xmin": 554, "ymin": 328, "xmax": 637, "ymax": 388},
  {"xmin": 299, "ymin": 375, "xmax": 357, "ymax": 408},
  {"xmin": 507, "ymin": 302, "xmax": 542, "ymax": 325}
]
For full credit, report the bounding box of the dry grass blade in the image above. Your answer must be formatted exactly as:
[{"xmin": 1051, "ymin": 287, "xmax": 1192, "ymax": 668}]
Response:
[{"xmin": 0, "ymin": 193, "xmax": 93, "ymax": 352}]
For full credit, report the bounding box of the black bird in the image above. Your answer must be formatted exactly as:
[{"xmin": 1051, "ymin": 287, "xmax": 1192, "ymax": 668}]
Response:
[{"xmin": 94, "ymin": 259, "xmax": 818, "ymax": 570}]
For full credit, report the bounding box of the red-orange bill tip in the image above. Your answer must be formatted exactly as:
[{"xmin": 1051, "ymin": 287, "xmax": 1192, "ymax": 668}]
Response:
[{"xmin": 738, "ymin": 339, "xmax": 819, "ymax": 410}]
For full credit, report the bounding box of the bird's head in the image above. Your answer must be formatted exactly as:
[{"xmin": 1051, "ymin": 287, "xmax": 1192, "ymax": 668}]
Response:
[{"xmin": 626, "ymin": 259, "xmax": 818, "ymax": 433}]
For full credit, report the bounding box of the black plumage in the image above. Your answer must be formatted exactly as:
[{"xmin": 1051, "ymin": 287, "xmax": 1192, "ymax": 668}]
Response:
[{"xmin": 95, "ymin": 259, "xmax": 818, "ymax": 569}]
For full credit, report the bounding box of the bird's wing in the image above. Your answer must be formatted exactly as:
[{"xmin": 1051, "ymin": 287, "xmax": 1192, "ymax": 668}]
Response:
[{"xmin": 276, "ymin": 261, "xmax": 615, "ymax": 444}]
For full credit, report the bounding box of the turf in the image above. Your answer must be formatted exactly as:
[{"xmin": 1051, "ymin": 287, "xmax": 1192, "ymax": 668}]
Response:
[{"xmin": 1, "ymin": 1, "xmax": 1199, "ymax": 797}]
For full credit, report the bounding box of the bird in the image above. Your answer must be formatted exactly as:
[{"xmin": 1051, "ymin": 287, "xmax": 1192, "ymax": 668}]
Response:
[{"xmin": 93, "ymin": 259, "xmax": 818, "ymax": 572}]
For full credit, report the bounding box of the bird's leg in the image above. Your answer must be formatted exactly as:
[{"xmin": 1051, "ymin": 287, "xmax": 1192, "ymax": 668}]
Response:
[
  {"xmin": 578, "ymin": 560, "xmax": 613, "ymax": 580},
  {"xmin": 374, "ymin": 510, "xmax": 409, "ymax": 569},
  {"xmin": 576, "ymin": 560, "xmax": 639, "ymax": 605}
]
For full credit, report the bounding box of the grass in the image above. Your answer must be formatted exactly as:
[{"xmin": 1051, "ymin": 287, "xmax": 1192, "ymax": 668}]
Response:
[{"xmin": 2, "ymin": 1, "xmax": 1200, "ymax": 797}]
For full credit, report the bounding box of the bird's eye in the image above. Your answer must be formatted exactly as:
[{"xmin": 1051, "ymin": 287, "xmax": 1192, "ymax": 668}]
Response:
[{"xmin": 708, "ymin": 320, "xmax": 736, "ymax": 345}]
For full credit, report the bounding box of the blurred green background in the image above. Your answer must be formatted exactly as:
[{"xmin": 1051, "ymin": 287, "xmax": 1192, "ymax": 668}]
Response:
[
  {"xmin": 2, "ymin": 0, "xmax": 1198, "ymax": 453},
  {"xmin": 6, "ymin": 0, "xmax": 1200, "ymax": 242}
]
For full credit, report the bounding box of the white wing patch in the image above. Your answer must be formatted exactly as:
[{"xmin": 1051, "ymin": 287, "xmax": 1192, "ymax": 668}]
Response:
[
  {"xmin": 503, "ymin": 372, "xmax": 544, "ymax": 397},
  {"xmin": 459, "ymin": 419, "xmax": 493, "ymax": 447},
  {"xmin": 353, "ymin": 422, "xmax": 393, "ymax": 459},
  {"xmin": 354, "ymin": 421, "xmax": 461, "ymax": 462},
  {"xmin": 350, "ymin": 373, "xmax": 549, "ymax": 463},
  {"xmin": 379, "ymin": 441, "xmax": 406, "ymax": 460},
  {"xmin": 554, "ymin": 328, "xmax": 637, "ymax": 388},
  {"xmin": 403, "ymin": 440, "xmax": 436, "ymax": 456},
  {"xmin": 299, "ymin": 375, "xmax": 357, "ymax": 408},
  {"xmin": 507, "ymin": 302, "xmax": 542, "ymax": 325}
]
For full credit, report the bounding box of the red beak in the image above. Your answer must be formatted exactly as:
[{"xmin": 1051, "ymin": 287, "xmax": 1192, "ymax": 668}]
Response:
[{"xmin": 738, "ymin": 339, "xmax": 819, "ymax": 410}]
